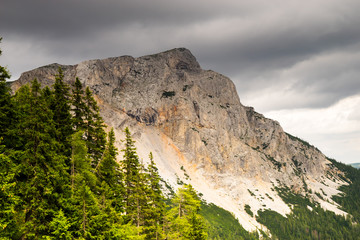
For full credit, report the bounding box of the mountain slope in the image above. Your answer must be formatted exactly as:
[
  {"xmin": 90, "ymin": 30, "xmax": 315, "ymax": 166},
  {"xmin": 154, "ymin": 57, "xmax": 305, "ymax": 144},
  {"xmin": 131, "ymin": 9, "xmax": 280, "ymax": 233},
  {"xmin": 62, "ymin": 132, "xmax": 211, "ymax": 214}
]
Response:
[{"xmin": 11, "ymin": 48, "xmax": 348, "ymax": 232}]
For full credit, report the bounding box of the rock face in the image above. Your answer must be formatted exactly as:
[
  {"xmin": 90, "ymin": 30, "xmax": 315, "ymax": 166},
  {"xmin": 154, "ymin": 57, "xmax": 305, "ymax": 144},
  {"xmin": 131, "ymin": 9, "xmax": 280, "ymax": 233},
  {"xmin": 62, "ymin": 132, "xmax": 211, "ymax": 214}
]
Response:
[{"xmin": 12, "ymin": 48, "xmax": 347, "ymax": 231}]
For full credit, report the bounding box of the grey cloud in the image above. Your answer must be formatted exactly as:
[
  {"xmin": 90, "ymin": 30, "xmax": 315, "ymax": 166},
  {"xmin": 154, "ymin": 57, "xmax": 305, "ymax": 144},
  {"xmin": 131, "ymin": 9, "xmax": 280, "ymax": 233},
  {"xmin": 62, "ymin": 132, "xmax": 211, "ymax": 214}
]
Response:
[
  {"xmin": 1, "ymin": 0, "xmax": 360, "ymax": 111},
  {"xmin": 0, "ymin": 0, "xmax": 247, "ymax": 39}
]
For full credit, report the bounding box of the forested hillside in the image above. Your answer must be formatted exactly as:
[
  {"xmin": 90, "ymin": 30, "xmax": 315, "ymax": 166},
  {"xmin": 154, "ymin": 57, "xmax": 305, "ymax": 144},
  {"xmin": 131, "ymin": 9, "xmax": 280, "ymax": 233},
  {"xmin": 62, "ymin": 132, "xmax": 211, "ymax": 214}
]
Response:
[{"xmin": 0, "ymin": 65, "xmax": 210, "ymax": 239}]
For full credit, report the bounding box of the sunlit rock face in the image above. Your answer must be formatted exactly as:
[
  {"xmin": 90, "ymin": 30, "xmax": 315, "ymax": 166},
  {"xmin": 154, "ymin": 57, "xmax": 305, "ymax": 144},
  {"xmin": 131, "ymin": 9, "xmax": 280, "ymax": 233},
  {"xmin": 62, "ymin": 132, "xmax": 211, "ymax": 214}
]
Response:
[{"xmin": 12, "ymin": 48, "xmax": 346, "ymax": 231}]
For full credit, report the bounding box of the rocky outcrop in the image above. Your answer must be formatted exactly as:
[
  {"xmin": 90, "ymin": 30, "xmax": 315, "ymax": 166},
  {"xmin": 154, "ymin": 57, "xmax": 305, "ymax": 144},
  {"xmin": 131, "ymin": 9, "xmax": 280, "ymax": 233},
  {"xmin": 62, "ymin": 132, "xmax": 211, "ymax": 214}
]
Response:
[{"xmin": 12, "ymin": 48, "xmax": 347, "ymax": 231}]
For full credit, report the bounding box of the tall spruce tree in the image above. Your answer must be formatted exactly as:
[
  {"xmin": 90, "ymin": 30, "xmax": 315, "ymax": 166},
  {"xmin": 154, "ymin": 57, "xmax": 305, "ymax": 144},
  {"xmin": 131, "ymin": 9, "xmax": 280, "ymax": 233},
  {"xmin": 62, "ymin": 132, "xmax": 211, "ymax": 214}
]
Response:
[
  {"xmin": 0, "ymin": 37, "xmax": 13, "ymax": 146},
  {"xmin": 0, "ymin": 141, "xmax": 20, "ymax": 238},
  {"xmin": 72, "ymin": 77, "xmax": 86, "ymax": 131},
  {"xmin": 48, "ymin": 209, "xmax": 72, "ymax": 240},
  {"xmin": 11, "ymin": 79, "xmax": 70, "ymax": 238},
  {"xmin": 97, "ymin": 128, "xmax": 124, "ymax": 213},
  {"xmin": 69, "ymin": 131, "xmax": 100, "ymax": 238},
  {"xmin": 137, "ymin": 161, "xmax": 151, "ymax": 229},
  {"xmin": 83, "ymin": 87, "xmax": 106, "ymax": 167},
  {"xmin": 166, "ymin": 184, "xmax": 207, "ymax": 240},
  {"xmin": 143, "ymin": 152, "xmax": 166, "ymax": 239},
  {"xmin": 51, "ymin": 68, "xmax": 73, "ymax": 157},
  {"xmin": 121, "ymin": 127, "xmax": 144, "ymax": 227}
]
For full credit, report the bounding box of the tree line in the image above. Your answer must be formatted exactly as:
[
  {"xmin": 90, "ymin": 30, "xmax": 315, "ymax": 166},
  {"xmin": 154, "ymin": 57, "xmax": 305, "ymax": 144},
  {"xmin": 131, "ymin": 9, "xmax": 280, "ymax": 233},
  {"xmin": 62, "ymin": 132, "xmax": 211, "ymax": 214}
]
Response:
[{"xmin": 0, "ymin": 60, "xmax": 207, "ymax": 239}]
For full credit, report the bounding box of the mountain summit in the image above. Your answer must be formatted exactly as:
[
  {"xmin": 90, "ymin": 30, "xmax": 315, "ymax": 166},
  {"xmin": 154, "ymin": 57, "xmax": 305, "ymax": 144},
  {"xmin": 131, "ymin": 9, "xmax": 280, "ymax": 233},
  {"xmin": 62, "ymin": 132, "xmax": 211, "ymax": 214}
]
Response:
[{"xmin": 12, "ymin": 48, "xmax": 348, "ymax": 232}]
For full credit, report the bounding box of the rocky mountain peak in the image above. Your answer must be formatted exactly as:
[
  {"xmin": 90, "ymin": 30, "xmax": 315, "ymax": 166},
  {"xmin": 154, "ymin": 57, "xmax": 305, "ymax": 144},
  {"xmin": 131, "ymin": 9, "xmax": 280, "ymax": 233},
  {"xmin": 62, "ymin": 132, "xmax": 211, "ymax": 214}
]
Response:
[
  {"xmin": 146, "ymin": 47, "xmax": 201, "ymax": 71},
  {"xmin": 11, "ymin": 48, "xmax": 347, "ymax": 232}
]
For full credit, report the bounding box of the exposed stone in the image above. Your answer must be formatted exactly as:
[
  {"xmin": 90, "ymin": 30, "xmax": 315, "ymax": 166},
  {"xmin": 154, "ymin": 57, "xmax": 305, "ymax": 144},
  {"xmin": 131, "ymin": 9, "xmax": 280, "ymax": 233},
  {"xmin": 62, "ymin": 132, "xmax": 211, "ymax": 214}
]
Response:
[{"xmin": 11, "ymin": 47, "xmax": 347, "ymax": 232}]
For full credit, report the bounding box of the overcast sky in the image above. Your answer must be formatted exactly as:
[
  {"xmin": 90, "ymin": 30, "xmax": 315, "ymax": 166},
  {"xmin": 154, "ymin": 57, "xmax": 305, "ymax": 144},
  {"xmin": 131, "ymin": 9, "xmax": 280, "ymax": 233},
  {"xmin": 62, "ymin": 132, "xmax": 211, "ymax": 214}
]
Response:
[{"xmin": 1, "ymin": 0, "xmax": 360, "ymax": 164}]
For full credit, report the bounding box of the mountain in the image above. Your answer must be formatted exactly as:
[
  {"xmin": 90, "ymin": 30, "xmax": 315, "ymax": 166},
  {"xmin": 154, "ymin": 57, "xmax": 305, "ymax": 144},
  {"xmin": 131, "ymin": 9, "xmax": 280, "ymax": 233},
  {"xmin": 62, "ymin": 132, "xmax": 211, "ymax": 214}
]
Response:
[
  {"xmin": 11, "ymin": 48, "xmax": 355, "ymax": 235},
  {"xmin": 351, "ymin": 163, "xmax": 360, "ymax": 169}
]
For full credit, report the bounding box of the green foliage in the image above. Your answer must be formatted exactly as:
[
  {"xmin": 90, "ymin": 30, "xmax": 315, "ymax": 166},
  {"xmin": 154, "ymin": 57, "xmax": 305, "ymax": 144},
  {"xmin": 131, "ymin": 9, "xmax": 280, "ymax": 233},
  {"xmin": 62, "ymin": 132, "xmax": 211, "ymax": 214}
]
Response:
[
  {"xmin": 265, "ymin": 193, "xmax": 273, "ymax": 201},
  {"xmin": 166, "ymin": 184, "xmax": 208, "ymax": 239},
  {"xmin": 258, "ymin": 173, "xmax": 360, "ymax": 239},
  {"xmin": 244, "ymin": 204, "xmax": 254, "ymax": 217},
  {"xmin": 0, "ymin": 43, "xmax": 238, "ymax": 239},
  {"xmin": 161, "ymin": 90, "xmax": 176, "ymax": 98},
  {"xmin": 286, "ymin": 132, "xmax": 319, "ymax": 151},
  {"xmin": 0, "ymin": 39, "xmax": 12, "ymax": 144},
  {"xmin": 0, "ymin": 143, "xmax": 20, "ymax": 238},
  {"xmin": 265, "ymin": 154, "xmax": 283, "ymax": 171},
  {"xmin": 200, "ymin": 203, "xmax": 258, "ymax": 240},
  {"xmin": 48, "ymin": 209, "xmax": 72, "ymax": 239},
  {"xmin": 5, "ymin": 79, "xmax": 70, "ymax": 238},
  {"xmin": 142, "ymin": 152, "xmax": 166, "ymax": 239},
  {"xmin": 274, "ymin": 185, "xmax": 313, "ymax": 207},
  {"xmin": 97, "ymin": 128, "xmax": 122, "ymax": 189},
  {"xmin": 51, "ymin": 67, "xmax": 73, "ymax": 155},
  {"xmin": 257, "ymin": 206, "xmax": 360, "ymax": 240},
  {"xmin": 328, "ymin": 158, "xmax": 360, "ymax": 223},
  {"xmin": 83, "ymin": 87, "xmax": 107, "ymax": 167},
  {"xmin": 248, "ymin": 189, "xmax": 255, "ymax": 197},
  {"xmin": 191, "ymin": 127, "xmax": 199, "ymax": 133},
  {"xmin": 5, "ymin": 46, "xmax": 359, "ymax": 239},
  {"xmin": 121, "ymin": 127, "xmax": 143, "ymax": 224},
  {"xmin": 72, "ymin": 77, "xmax": 86, "ymax": 131}
]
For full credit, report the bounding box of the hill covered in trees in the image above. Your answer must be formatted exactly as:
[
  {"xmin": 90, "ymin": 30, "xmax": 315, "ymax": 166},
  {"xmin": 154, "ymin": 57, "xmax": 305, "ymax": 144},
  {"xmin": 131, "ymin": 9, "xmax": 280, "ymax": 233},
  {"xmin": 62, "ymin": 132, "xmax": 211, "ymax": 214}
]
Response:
[{"xmin": 0, "ymin": 65, "xmax": 211, "ymax": 239}]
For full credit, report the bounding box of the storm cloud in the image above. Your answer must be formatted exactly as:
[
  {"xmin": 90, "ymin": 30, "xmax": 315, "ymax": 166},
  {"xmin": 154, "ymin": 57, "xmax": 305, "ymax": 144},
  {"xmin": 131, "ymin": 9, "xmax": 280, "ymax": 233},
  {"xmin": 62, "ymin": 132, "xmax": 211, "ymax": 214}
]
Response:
[{"xmin": 1, "ymin": 0, "xmax": 360, "ymax": 163}]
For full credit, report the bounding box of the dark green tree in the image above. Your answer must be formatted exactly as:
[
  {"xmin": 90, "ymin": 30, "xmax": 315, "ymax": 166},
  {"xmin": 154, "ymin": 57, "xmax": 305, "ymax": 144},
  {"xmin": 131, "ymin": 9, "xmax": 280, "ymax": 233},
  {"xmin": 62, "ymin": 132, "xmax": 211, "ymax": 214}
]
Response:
[
  {"xmin": 83, "ymin": 87, "xmax": 106, "ymax": 167},
  {"xmin": 72, "ymin": 77, "xmax": 86, "ymax": 131},
  {"xmin": 166, "ymin": 184, "xmax": 207, "ymax": 239},
  {"xmin": 10, "ymin": 79, "xmax": 70, "ymax": 238},
  {"xmin": 97, "ymin": 128, "xmax": 124, "ymax": 212},
  {"xmin": 0, "ymin": 141, "xmax": 20, "ymax": 238},
  {"xmin": 142, "ymin": 152, "xmax": 166, "ymax": 239},
  {"xmin": 51, "ymin": 68, "xmax": 73, "ymax": 157},
  {"xmin": 69, "ymin": 131, "xmax": 100, "ymax": 238},
  {"xmin": 48, "ymin": 209, "xmax": 72, "ymax": 240},
  {"xmin": 120, "ymin": 127, "xmax": 145, "ymax": 229},
  {"xmin": 0, "ymin": 37, "xmax": 13, "ymax": 145}
]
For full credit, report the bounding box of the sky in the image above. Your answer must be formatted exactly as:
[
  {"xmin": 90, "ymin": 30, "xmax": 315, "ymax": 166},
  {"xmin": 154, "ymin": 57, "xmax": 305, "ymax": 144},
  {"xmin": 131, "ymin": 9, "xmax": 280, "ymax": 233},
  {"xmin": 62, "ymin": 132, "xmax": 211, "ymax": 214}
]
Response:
[{"xmin": 1, "ymin": 0, "xmax": 360, "ymax": 164}]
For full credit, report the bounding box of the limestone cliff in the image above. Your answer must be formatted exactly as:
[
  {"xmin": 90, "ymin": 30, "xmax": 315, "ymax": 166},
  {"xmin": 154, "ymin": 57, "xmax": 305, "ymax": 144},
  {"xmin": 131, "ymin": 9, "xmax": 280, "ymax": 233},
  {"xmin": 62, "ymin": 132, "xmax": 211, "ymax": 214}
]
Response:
[{"xmin": 11, "ymin": 48, "xmax": 347, "ymax": 231}]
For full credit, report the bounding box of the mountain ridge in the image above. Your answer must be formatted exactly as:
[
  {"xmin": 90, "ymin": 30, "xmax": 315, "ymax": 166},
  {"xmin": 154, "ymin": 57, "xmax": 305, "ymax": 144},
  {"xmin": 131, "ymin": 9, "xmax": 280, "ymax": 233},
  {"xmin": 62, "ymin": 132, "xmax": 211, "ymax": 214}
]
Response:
[{"xmin": 11, "ymin": 48, "xmax": 348, "ymax": 232}]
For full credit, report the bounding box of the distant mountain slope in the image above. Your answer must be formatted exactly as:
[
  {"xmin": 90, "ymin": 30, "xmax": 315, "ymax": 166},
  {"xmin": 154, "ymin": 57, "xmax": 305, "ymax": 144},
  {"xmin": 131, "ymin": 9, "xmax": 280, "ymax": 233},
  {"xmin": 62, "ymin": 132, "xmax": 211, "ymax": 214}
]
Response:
[{"xmin": 11, "ymin": 48, "xmax": 351, "ymax": 234}]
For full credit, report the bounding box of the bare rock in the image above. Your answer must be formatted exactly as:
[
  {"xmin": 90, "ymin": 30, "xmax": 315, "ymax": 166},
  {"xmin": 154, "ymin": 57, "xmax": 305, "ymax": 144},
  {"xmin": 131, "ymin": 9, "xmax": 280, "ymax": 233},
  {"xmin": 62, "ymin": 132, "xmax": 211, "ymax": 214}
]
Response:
[{"xmin": 11, "ymin": 47, "xmax": 347, "ymax": 231}]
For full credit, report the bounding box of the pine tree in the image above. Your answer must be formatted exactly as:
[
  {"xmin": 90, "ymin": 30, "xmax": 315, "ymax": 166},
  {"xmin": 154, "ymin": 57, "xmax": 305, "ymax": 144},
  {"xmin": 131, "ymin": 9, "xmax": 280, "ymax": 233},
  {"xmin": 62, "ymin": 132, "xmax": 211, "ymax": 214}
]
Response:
[
  {"xmin": 121, "ymin": 127, "xmax": 144, "ymax": 227},
  {"xmin": 69, "ymin": 131, "xmax": 100, "ymax": 238},
  {"xmin": 137, "ymin": 161, "xmax": 151, "ymax": 230},
  {"xmin": 72, "ymin": 77, "xmax": 86, "ymax": 131},
  {"xmin": 11, "ymin": 79, "xmax": 70, "ymax": 238},
  {"xmin": 83, "ymin": 86, "xmax": 106, "ymax": 167},
  {"xmin": 0, "ymin": 37, "xmax": 13, "ymax": 146},
  {"xmin": 97, "ymin": 128, "xmax": 119, "ymax": 184},
  {"xmin": 97, "ymin": 128, "xmax": 124, "ymax": 212},
  {"xmin": 0, "ymin": 142, "xmax": 20, "ymax": 238},
  {"xmin": 48, "ymin": 209, "xmax": 72, "ymax": 240},
  {"xmin": 166, "ymin": 184, "xmax": 207, "ymax": 239},
  {"xmin": 143, "ymin": 152, "xmax": 166, "ymax": 239},
  {"xmin": 51, "ymin": 67, "xmax": 73, "ymax": 157}
]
